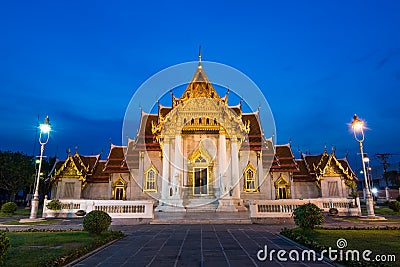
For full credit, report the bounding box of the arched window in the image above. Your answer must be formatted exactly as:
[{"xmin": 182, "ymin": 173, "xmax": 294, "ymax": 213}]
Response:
[
  {"xmin": 244, "ymin": 162, "xmax": 258, "ymax": 192},
  {"xmin": 144, "ymin": 166, "xmax": 157, "ymax": 192}
]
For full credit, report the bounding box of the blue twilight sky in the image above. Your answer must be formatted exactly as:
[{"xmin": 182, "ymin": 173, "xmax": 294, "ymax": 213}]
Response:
[{"xmin": 1, "ymin": 1, "xmax": 400, "ymax": 170}]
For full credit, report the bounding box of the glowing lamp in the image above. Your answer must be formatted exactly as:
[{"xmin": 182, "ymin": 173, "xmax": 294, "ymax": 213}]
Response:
[{"xmin": 39, "ymin": 116, "xmax": 51, "ymax": 134}]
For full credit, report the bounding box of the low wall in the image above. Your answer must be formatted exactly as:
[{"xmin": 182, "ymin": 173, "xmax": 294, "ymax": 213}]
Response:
[
  {"xmin": 249, "ymin": 198, "xmax": 361, "ymax": 218},
  {"xmin": 43, "ymin": 198, "xmax": 154, "ymax": 220}
]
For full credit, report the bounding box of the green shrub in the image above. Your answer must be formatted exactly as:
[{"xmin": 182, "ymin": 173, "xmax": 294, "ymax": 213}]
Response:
[
  {"xmin": 396, "ymin": 195, "xmax": 400, "ymax": 202},
  {"xmin": 0, "ymin": 230, "xmax": 10, "ymax": 262},
  {"xmin": 1, "ymin": 202, "xmax": 17, "ymax": 214},
  {"xmin": 293, "ymin": 203, "xmax": 324, "ymax": 229},
  {"xmin": 46, "ymin": 199, "xmax": 62, "ymax": 210},
  {"xmin": 388, "ymin": 201, "xmax": 400, "ymax": 212},
  {"xmin": 82, "ymin": 210, "xmax": 111, "ymax": 234}
]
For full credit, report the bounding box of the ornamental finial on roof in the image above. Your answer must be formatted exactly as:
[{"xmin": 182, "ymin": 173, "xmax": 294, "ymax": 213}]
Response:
[{"xmin": 198, "ymin": 46, "xmax": 202, "ymax": 66}]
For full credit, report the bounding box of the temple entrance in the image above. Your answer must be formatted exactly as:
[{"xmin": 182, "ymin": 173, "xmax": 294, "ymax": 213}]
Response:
[
  {"xmin": 275, "ymin": 174, "xmax": 290, "ymax": 200},
  {"xmin": 278, "ymin": 187, "xmax": 287, "ymax": 199},
  {"xmin": 194, "ymin": 167, "xmax": 208, "ymax": 195},
  {"xmin": 112, "ymin": 177, "xmax": 127, "ymax": 200},
  {"xmin": 115, "ymin": 187, "xmax": 124, "ymax": 200}
]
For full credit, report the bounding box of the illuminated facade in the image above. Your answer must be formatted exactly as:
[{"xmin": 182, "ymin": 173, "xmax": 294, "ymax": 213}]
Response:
[{"xmin": 50, "ymin": 61, "xmax": 357, "ymax": 212}]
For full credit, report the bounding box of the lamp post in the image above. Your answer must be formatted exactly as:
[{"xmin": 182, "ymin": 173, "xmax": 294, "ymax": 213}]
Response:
[
  {"xmin": 350, "ymin": 114, "xmax": 375, "ymax": 217},
  {"xmin": 29, "ymin": 116, "xmax": 51, "ymax": 219}
]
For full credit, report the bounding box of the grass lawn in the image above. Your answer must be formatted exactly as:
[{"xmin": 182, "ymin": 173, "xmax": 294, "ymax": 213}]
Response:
[
  {"xmin": 2, "ymin": 219, "xmax": 61, "ymax": 225},
  {"xmin": 290, "ymin": 228, "xmax": 399, "ymax": 265},
  {"xmin": 342, "ymin": 217, "xmax": 400, "ymax": 223},
  {"xmin": 361, "ymin": 207, "xmax": 400, "ymax": 216},
  {"xmin": 2, "ymin": 230, "xmax": 123, "ymax": 267},
  {"xmin": 0, "ymin": 208, "xmax": 42, "ymax": 218}
]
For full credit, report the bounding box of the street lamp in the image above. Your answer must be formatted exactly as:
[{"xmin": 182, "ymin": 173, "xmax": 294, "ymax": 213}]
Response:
[
  {"xmin": 350, "ymin": 114, "xmax": 376, "ymax": 217},
  {"xmin": 29, "ymin": 116, "xmax": 51, "ymax": 220}
]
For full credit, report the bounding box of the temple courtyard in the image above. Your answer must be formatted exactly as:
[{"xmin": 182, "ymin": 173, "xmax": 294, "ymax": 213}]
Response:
[{"xmin": 1, "ymin": 213, "xmax": 400, "ymax": 266}]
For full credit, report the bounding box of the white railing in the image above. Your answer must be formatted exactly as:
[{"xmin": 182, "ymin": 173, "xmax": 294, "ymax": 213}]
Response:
[
  {"xmin": 249, "ymin": 198, "xmax": 361, "ymax": 218},
  {"xmin": 42, "ymin": 198, "xmax": 154, "ymax": 219}
]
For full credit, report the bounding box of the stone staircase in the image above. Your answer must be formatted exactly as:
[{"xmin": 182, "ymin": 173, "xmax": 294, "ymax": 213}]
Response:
[
  {"xmin": 181, "ymin": 187, "xmax": 218, "ymax": 212},
  {"xmin": 150, "ymin": 211, "xmax": 252, "ymax": 224},
  {"xmin": 185, "ymin": 198, "xmax": 219, "ymax": 212}
]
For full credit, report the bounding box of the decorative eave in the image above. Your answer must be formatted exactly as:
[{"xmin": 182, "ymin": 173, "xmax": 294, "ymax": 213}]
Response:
[
  {"xmin": 73, "ymin": 152, "xmax": 90, "ymax": 173},
  {"xmin": 52, "ymin": 155, "xmax": 87, "ymax": 184},
  {"xmin": 313, "ymin": 152, "xmax": 356, "ymax": 182},
  {"xmin": 54, "ymin": 155, "xmax": 83, "ymax": 177}
]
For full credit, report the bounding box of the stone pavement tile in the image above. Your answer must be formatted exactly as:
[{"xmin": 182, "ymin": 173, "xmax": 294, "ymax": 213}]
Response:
[
  {"xmin": 202, "ymin": 260, "xmax": 230, "ymax": 267},
  {"xmin": 175, "ymin": 260, "xmax": 202, "ymax": 267},
  {"xmin": 256, "ymin": 260, "xmax": 285, "ymax": 267},
  {"xmin": 120, "ymin": 256, "xmax": 154, "ymax": 267},
  {"xmin": 203, "ymin": 250, "xmax": 225, "ymax": 258},
  {"xmin": 304, "ymin": 262, "xmax": 335, "ymax": 266},
  {"xmin": 229, "ymin": 258, "xmax": 257, "ymax": 267},
  {"xmin": 224, "ymin": 253, "xmax": 250, "ymax": 260}
]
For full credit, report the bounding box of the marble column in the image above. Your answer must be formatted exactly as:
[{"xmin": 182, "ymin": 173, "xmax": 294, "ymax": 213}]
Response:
[
  {"xmin": 230, "ymin": 136, "xmax": 240, "ymax": 198},
  {"xmin": 289, "ymin": 173, "xmax": 294, "ymax": 199},
  {"xmin": 138, "ymin": 151, "xmax": 144, "ymax": 192},
  {"xmin": 161, "ymin": 139, "xmax": 170, "ymax": 200},
  {"xmin": 257, "ymin": 151, "xmax": 263, "ymax": 193},
  {"xmin": 219, "ymin": 132, "xmax": 227, "ymax": 197},
  {"xmin": 108, "ymin": 176, "xmax": 112, "ymax": 199},
  {"xmin": 173, "ymin": 134, "xmax": 182, "ymax": 196}
]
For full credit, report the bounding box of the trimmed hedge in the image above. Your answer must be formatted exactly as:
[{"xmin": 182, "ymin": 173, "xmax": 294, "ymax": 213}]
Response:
[
  {"xmin": 0, "ymin": 230, "xmax": 10, "ymax": 263},
  {"xmin": 82, "ymin": 210, "xmax": 111, "ymax": 235},
  {"xmin": 388, "ymin": 201, "xmax": 400, "ymax": 212},
  {"xmin": 46, "ymin": 199, "xmax": 62, "ymax": 210},
  {"xmin": 1, "ymin": 202, "xmax": 17, "ymax": 214},
  {"xmin": 293, "ymin": 203, "xmax": 324, "ymax": 229}
]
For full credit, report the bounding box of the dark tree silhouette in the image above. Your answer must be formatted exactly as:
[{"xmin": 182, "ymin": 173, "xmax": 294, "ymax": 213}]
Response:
[{"xmin": 0, "ymin": 151, "xmax": 35, "ymax": 201}]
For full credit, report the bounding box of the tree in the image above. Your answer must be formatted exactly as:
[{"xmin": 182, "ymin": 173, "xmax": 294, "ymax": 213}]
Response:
[
  {"xmin": 384, "ymin": 170, "xmax": 400, "ymax": 187},
  {"xmin": 0, "ymin": 151, "xmax": 35, "ymax": 201}
]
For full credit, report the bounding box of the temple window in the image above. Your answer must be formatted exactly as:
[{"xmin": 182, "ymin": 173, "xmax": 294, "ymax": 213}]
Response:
[
  {"xmin": 243, "ymin": 162, "xmax": 258, "ymax": 192},
  {"xmin": 144, "ymin": 166, "xmax": 157, "ymax": 192}
]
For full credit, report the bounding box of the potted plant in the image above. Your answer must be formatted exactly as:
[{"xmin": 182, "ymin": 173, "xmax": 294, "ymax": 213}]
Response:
[{"xmin": 45, "ymin": 199, "xmax": 62, "ymax": 218}]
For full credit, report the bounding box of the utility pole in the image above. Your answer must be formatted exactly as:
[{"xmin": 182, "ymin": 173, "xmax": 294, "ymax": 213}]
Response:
[{"xmin": 375, "ymin": 153, "xmax": 392, "ymax": 187}]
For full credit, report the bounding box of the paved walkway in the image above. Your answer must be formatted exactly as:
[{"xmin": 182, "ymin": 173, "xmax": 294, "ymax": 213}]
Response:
[
  {"xmin": 1, "ymin": 215, "xmax": 399, "ymax": 266},
  {"xmin": 74, "ymin": 224, "xmax": 332, "ymax": 267}
]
